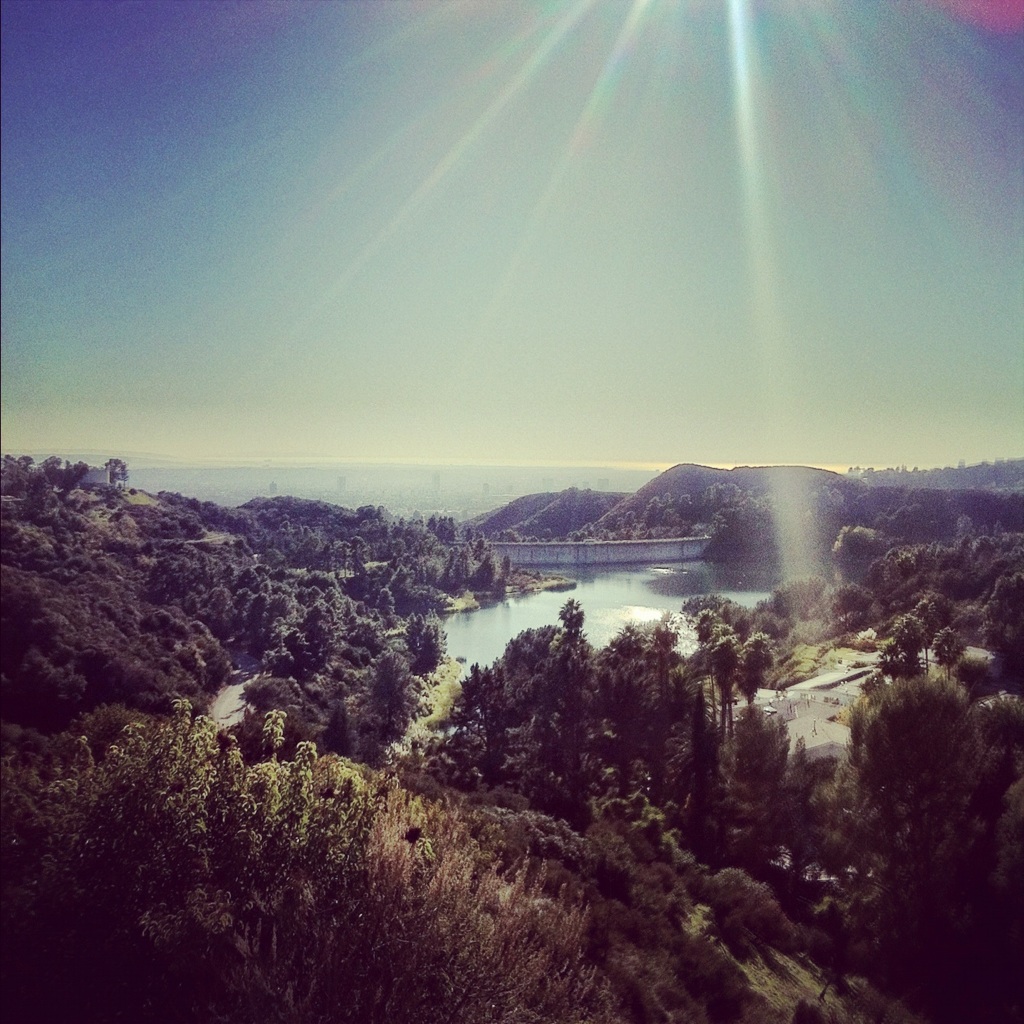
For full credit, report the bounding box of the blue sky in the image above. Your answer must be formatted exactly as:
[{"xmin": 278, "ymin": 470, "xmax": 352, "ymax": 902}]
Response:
[{"xmin": 2, "ymin": 0, "xmax": 1021, "ymax": 469}]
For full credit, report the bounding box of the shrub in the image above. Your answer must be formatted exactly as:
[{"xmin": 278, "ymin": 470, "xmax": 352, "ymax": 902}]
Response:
[
  {"xmin": 1, "ymin": 703, "xmax": 610, "ymax": 1024},
  {"xmin": 700, "ymin": 868, "xmax": 799, "ymax": 959}
]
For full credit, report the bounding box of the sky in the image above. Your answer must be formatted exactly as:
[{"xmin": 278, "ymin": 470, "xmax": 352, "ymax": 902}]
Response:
[{"xmin": 2, "ymin": 0, "xmax": 1022, "ymax": 471}]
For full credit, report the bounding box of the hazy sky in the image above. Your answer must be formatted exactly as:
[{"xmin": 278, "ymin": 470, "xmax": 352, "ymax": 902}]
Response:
[{"xmin": 2, "ymin": 0, "xmax": 1022, "ymax": 470}]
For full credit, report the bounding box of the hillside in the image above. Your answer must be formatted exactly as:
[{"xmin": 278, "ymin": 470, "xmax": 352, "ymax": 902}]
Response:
[
  {"xmin": 851, "ymin": 458, "xmax": 1024, "ymax": 491},
  {"xmin": 471, "ymin": 463, "xmax": 1024, "ymax": 569},
  {"xmin": 0, "ymin": 459, "xmax": 505, "ymax": 744},
  {"xmin": 468, "ymin": 487, "xmax": 625, "ymax": 539},
  {"xmin": 3, "ymin": 455, "xmax": 1022, "ymax": 1024},
  {"xmin": 614, "ymin": 463, "xmax": 849, "ymax": 508}
]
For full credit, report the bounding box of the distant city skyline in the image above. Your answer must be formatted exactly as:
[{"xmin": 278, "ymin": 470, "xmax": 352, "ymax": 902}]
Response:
[
  {"xmin": 8, "ymin": 447, "xmax": 1020, "ymax": 478},
  {"xmin": 3, "ymin": 1, "xmax": 1022, "ymax": 469}
]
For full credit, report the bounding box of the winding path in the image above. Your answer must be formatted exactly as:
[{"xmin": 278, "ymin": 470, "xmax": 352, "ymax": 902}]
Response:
[{"xmin": 210, "ymin": 651, "xmax": 263, "ymax": 727}]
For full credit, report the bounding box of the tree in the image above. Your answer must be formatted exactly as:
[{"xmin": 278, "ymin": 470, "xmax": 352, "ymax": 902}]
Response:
[
  {"xmin": 695, "ymin": 607, "xmax": 720, "ymax": 646},
  {"xmin": 61, "ymin": 460, "xmax": 91, "ymax": 493},
  {"xmin": 986, "ymin": 571, "xmax": 1024, "ymax": 672},
  {"xmin": 711, "ymin": 629, "xmax": 742, "ymax": 737},
  {"xmin": 832, "ymin": 583, "xmax": 872, "ymax": 632},
  {"xmin": 678, "ymin": 682, "xmax": 720, "ymax": 865},
  {"xmin": 551, "ymin": 599, "xmax": 591, "ymax": 817},
  {"xmin": 405, "ymin": 613, "xmax": 446, "ymax": 676},
  {"xmin": 472, "ymin": 552, "xmax": 497, "ymax": 592},
  {"xmin": 722, "ymin": 707, "xmax": 790, "ymax": 874},
  {"xmin": 831, "ymin": 525, "xmax": 886, "ymax": 577},
  {"xmin": 740, "ymin": 632, "xmax": 773, "ymax": 705},
  {"xmin": 593, "ymin": 625, "xmax": 654, "ymax": 799},
  {"xmin": 932, "ymin": 626, "xmax": 966, "ymax": 682},
  {"xmin": 105, "ymin": 457, "xmax": 129, "ymax": 488},
  {"xmin": 838, "ymin": 677, "xmax": 981, "ymax": 1010},
  {"xmin": 360, "ymin": 650, "xmax": 421, "ymax": 765},
  {"xmin": 449, "ymin": 663, "xmax": 511, "ymax": 787},
  {"xmin": 558, "ymin": 598, "xmax": 585, "ymax": 642},
  {"xmin": 913, "ymin": 596, "xmax": 941, "ymax": 671},
  {"xmin": 878, "ymin": 614, "xmax": 924, "ymax": 680}
]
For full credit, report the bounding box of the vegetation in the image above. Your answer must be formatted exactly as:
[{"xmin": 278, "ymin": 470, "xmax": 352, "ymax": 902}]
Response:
[
  {"xmin": 2, "ymin": 454, "xmax": 1022, "ymax": 1023},
  {"xmin": 469, "ymin": 487, "xmax": 627, "ymax": 541},
  {"xmin": 1, "ymin": 456, "xmax": 518, "ymax": 749},
  {"xmin": 847, "ymin": 458, "xmax": 1024, "ymax": 492},
  {"xmin": 2, "ymin": 701, "xmax": 607, "ymax": 1024},
  {"xmin": 467, "ymin": 464, "xmax": 1024, "ymax": 576}
]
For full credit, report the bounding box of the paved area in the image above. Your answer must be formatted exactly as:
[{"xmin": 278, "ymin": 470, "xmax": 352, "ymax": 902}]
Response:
[
  {"xmin": 751, "ymin": 654, "xmax": 879, "ymax": 760},
  {"xmin": 210, "ymin": 650, "xmax": 262, "ymax": 727}
]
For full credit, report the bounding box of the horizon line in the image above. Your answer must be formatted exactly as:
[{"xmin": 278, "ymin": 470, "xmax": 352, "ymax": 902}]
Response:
[{"xmin": 4, "ymin": 449, "xmax": 1021, "ymax": 476}]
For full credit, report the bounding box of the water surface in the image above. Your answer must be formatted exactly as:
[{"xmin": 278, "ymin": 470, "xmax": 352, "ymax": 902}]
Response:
[{"xmin": 444, "ymin": 562, "xmax": 777, "ymax": 672}]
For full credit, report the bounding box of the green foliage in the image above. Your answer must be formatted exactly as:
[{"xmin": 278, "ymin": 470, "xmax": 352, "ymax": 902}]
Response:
[
  {"xmin": 469, "ymin": 487, "xmax": 625, "ymax": 541},
  {"xmin": 482, "ymin": 465, "xmax": 1024, "ymax": 576},
  {"xmin": 355, "ymin": 649, "xmax": 422, "ymax": 766},
  {"xmin": 1, "ymin": 563, "xmax": 230, "ymax": 729},
  {"xmin": 986, "ymin": 570, "xmax": 1024, "ymax": 670},
  {"xmin": 721, "ymin": 708, "xmax": 790, "ymax": 875},
  {"xmin": 5, "ymin": 457, "xmax": 1022, "ymax": 1024},
  {"xmin": 0, "ymin": 466, "xmax": 480, "ymax": 778},
  {"xmin": 835, "ymin": 677, "xmax": 1023, "ymax": 1021},
  {"xmin": 932, "ymin": 625, "xmax": 966, "ymax": 680},
  {"xmin": 700, "ymin": 868, "xmax": 799, "ymax": 960},
  {"xmin": 1, "ymin": 703, "xmax": 608, "ymax": 1023},
  {"xmin": 405, "ymin": 612, "xmax": 446, "ymax": 676},
  {"xmin": 877, "ymin": 614, "xmax": 925, "ymax": 680},
  {"xmin": 740, "ymin": 632, "xmax": 773, "ymax": 703},
  {"xmin": 832, "ymin": 525, "xmax": 887, "ymax": 577}
]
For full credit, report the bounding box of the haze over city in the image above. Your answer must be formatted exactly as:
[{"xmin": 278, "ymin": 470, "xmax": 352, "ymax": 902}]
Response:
[{"xmin": 2, "ymin": 0, "xmax": 1022, "ymax": 469}]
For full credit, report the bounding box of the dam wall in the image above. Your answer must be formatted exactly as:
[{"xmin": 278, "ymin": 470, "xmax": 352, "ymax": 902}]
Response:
[{"xmin": 492, "ymin": 537, "xmax": 710, "ymax": 568}]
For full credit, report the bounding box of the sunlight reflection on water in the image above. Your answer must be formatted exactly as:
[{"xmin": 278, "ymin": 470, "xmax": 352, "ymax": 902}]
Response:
[{"xmin": 444, "ymin": 564, "xmax": 776, "ymax": 673}]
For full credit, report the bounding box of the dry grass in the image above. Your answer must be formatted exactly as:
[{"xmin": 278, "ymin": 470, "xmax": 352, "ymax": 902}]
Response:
[
  {"xmin": 125, "ymin": 490, "xmax": 158, "ymax": 506},
  {"xmin": 737, "ymin": 946, "xmax": 841, "ymax": 1020},
  {"xmin": 419, "ymin": 658, "xmax": 464, "ymax": 730},
  {"xmin": 444, "ymin": 591, "xmax": 480, "ymax": 613},
  {"xmin": 778, "ymin": 644, "xmax": 824, "ymax": 684}
]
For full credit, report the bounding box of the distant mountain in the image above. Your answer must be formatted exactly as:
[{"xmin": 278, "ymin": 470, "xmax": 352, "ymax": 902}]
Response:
[
  {"xmin": 600, "ymin": 463, "xmax": 850, "ymax": 525},
  {"xmin": 849, "ymin": 459, "xmax": 1024, "ymax": 492},
  {"xmin": 467, "ymin": 488, "xmax": 625, "ymax": 539},
  {"xmin": 470, "ymin": 463, "xmax": 1024, "ymax": 567}
]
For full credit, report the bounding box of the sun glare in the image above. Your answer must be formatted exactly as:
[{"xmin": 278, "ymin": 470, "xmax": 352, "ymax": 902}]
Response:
[
  {"xmin": 481, "ymin": 0, "xmax": 658, "ymax": 328},
  {"xmin": 291, "ymin": 0, "xmax": 597, "ymax": 342}
]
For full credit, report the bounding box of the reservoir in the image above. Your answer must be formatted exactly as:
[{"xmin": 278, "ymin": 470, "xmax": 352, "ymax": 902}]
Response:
[{"xmin": 444, "ymin": 562, "xmax": 777, "ymax": 672}]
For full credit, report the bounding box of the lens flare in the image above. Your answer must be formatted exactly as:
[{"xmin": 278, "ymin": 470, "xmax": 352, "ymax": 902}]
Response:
[
  {"xmin": 727, "ymin": 0, "xmax": 816, "ymax": 580},
  {"xmin": 293, "ymin": 0, "xmax": 597, "ymax": 340},
  {"xmin": 482, "ymin": 0, "xmax": 656, "ymax": 327}
]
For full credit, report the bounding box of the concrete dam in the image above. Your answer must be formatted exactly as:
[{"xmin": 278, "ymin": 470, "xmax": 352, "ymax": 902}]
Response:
[{"xmin": 492, "ymin": 537, "xmax": 711, "ymax": 568}]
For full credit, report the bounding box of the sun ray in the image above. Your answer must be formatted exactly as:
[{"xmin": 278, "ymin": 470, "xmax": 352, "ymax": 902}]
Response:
[
  {"xmin": 727, "ymin": 0, "xmax": 818, "ymax": 580},
  {"xmin": 727, "ymin": 0, "xmax": 776, "ymax": 358},
  {"xmin": 480, "ymin": 0, "xmax": 657, "ymax": 329},
  {"xmin": 290, "ymin": 0, "xmax": 597, "ymax": 341}
]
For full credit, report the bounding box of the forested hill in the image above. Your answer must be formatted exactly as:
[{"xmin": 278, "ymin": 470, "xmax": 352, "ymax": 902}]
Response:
[
  {"xmin": 468, "ymin": 487, "xmax": 626, "ymax": 540},
  {"xmin": 472, "ymin": 462, "xmax": 1024, "ymax": 566},
  {"xmin": 3, "ymin": 455, "xmax": 1023, "ymax": 1024},
  {"xmin": 0, "ymin": 458, "xmax": 509, "ymax": 743},
  {"xmin": 631, "ymin": 463, "xmax": 847, "ymax": 502},
  {"xmin": 850, "ymin": 458, "xmax": 1024, "ymax": 491}
]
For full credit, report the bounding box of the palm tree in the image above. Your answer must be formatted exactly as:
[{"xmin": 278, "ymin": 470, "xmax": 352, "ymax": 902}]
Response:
[
  {"xmin": 711, "ymin": 630, "xmax": 741, "ymax": 737},
  {"xmin": 740, "ymin": 632, "xmax": 773, "ymax": 704},
  {"xmin": 933, "ymin": 626, "xmax": 966, "ymax": 682}
]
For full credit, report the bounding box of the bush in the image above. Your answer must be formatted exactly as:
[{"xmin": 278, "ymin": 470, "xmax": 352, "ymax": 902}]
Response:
[
  {"xmin": 1, "ymin": 703, "xmax": 610, "ymax": 1024},
  {"xmin": 700, "ymin": 868, "xmax": 799, "ymax": 959},
  {"xmin": 792, "ymin": 999, "xmax": 827, "ymax": 1024}
]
